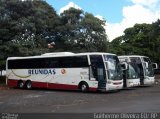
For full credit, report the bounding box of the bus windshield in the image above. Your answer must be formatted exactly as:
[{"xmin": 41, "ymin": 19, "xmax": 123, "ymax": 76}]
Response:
[
  {"xmin": 143, "ymin": 57, "xmax": 154, "ymax": 77},
  {"xmin": 127, "ymin": 63, "xmax": 139, "ymax": 79},
  {"xmin": 104, "ymin": 55, "xmax": 122, "ymax": 80}
]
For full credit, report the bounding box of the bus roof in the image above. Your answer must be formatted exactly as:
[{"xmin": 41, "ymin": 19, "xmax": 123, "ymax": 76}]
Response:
[
  {"xmin": 7, "ymin": 52, "xmax": 116, "ymax": 60},
  {"xmin": 118, "ymin": 55, "xmax": 149, "ymax": 59}
]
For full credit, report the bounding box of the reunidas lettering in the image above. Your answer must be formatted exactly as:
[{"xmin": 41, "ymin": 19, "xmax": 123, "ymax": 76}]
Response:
[{"xmin": 28, "ymin": 69, "xmax": 56, "ymax": 75}]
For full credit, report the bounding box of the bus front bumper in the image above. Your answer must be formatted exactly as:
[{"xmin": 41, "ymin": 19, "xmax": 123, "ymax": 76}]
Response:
[
  {"xmin": 106, "ymin": 80, "xmax": 123, "ymax": 91},
  {"xmin": 144, "ymin": 76, "xmax": 155, "ymax": 85}
]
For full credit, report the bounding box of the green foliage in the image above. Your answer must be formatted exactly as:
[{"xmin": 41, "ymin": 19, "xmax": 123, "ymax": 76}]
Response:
[
  {"xmin": 0, "ymin": 0, "xmax": 60, "ymax": 46},
  {"xmin": 0, "ymin": 59, "xmax": 5, "ymax": 77},
  {"xmin": 0, "ymin": 0, "xmax": 109, "ymax": 72},
  {"xmin": 0, "ymin": 76, "xmax": 6, "ymax": 85},
  {"xmin": 53, "ymin": 8, "xmax": 109, "ymax": 52},
  {"xmin": 110, "ymin": 20, "xmax": 160, "ymax": 66},
  {"xmin": 80, "ymin": 13, "xmax": 108, "ymax": 52},
  {"xmin": 1, "ymin": 0, "xmax": 160, "ymax": 70}
]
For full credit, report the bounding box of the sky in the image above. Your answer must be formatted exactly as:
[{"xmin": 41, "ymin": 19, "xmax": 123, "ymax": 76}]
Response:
[{"xmin": 46, "ymin": 0, "xmax": 160, "ymax": 41}]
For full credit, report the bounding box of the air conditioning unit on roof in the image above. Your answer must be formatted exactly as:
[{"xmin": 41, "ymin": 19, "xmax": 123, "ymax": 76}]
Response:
[{"xmin": 41, "ymin": 52, "xmax": 74, "ymax": 56}]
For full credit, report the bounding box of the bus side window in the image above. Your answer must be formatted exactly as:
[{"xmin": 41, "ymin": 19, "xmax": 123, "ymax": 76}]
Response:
[
  {"xmin": 49, "ymin": 59, "xmax": 59, "ymax": 68},
  {"xmin": 91, "ymin": 64, "xmax": 98, "ymax": 79}
]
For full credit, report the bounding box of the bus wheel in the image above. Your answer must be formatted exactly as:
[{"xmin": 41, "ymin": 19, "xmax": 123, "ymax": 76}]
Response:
[
  {"xmin": 25, "ymin": 81, "xmax": 32, "ymax": 89},
  {"xmin": 79, "ymin": 82, "xmax": 89, "ymax": 92},
  {"xmin": 18, "ymin": 80, "xmax": 24, "ymax": 89}
]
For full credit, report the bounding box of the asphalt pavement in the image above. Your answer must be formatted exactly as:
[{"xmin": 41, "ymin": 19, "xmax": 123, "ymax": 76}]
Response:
[{"xmin": 0, "ymin": 83, "xmax": 160, "ymax": 113}]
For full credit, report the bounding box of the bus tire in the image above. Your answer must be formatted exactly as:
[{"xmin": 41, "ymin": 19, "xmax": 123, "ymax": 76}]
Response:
[
  {"xmin": 79, "ymin": 82, "xmax": 89, "ymax": 92},
  {"xmin": 18, "ymin": 80, "xmax": 24, "ymax": 89},
  {"xmin": 25, "ymin": 80, "xmax": 32, "ymax": 89}
]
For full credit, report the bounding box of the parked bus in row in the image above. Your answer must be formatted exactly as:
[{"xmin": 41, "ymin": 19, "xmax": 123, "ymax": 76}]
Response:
[
  {"xmin": 6, "ymin": 52, "xmax": 125, "ymax": 92},
  {"xmin": 118, "ymin": 55, "xmax": 157, "ymax": 87},
  {"xmin": 118, "ymin": 56, "xmax": 140, "ymax": 88}
]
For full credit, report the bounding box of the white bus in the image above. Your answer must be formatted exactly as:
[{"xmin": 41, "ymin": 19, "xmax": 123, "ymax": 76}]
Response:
[
  {"xmin": 6, "ymin": 52, "xmax": 124, "ymax": 92},
  {"xmin": 118, "ymin": 55, "xmax": 157, "ymax": 86},
  {"xmin": 118, "ymin": 56, "xmax": 140, "ymax": 88}
]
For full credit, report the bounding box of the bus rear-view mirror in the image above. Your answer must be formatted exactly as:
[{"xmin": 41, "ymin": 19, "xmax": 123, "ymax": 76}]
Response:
[
  {"xmin": 152, "ymin": 63, "xmax": 158, "ymax": 69},
  {"xmin": 120, "ymin": 62, "xmax": 128, "ymax": 71},
  {"xmin": 143, "ymin": 62, "xmax": 148, "ymax": 69}
]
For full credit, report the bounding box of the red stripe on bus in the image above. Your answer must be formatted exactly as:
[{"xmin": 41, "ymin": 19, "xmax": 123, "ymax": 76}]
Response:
[
  {"xmin": 32, "ymin": 81, "xmax": 47, "ymax": 88},
  {"xmin": 89, "ymin": 87, "xmax": 97, "ymax": 91},
  {"xmin": 8, "ymin": 79, "xmax": 18, "ymax": 87},
  {"xmin": 7, "ymin": 79, "xmax": 97, "ymax": 91},
  {"xmin": 48, "ymin": 83, "xmax": 78, "ymax": 90}
]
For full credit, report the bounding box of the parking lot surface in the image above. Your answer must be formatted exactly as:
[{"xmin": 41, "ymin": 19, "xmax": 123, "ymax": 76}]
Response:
[{"xmin": 0, "ymin": 80, "xmax": 160, "ymax": 113}]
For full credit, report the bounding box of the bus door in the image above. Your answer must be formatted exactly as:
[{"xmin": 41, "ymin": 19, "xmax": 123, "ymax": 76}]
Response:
[
  {"xmin": 90, "ymin": 55, "xmax": 106, "ymax": 90},
  {"xmin": 119, "ymin": 58, "xmax": 128, "ymax": 87},
  {"xmin": 120, "ymin": 61, "xmax": 139, "ymax": 87},
  {"xmin": 122, "ymin": 66, "xmax": 127, "ymax": 87},
  {"xmin": 130, "ymin": 57, "xmax": 144, "ymax": 85},
  {"xmin": 136, "ymin": 63, "xmax": 144, "ymax": 85}
]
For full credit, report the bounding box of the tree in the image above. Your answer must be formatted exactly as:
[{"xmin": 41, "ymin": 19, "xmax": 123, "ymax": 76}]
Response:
[
  {"xmin": 53, "ymin": 8, "xmax": 109, "ymax": 52},
  {"xmin": 0, "ymin": 0, "xmax": 61, "ymax": 58},
  {"xmin": 80, "ymin": 13, "xmax": 108, "ymax": 52},
  {"xmin": 148, "ymin": 19, "xmax": 160, "ymax": 64},
  {"xmin": 0, "ymin": 0, "xmax": 62, "ymax": 74},
  {"xmin": 109, "ymin": 36, "xmax": 126, "ymax": 55},
  {"xmin": 55, "ymin": 8, "xmax": 84, "ymax": 51},
  {"xmin": 0, "ymin": 0, "xmax": 110, "ymax": 74},
  {"xmin": 0, "ymin": 60, "xmax": 5, "ymax": 76},
  {"xmin": 110, "ymin": 20, "xmax": 160, "ymax": 65}
]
